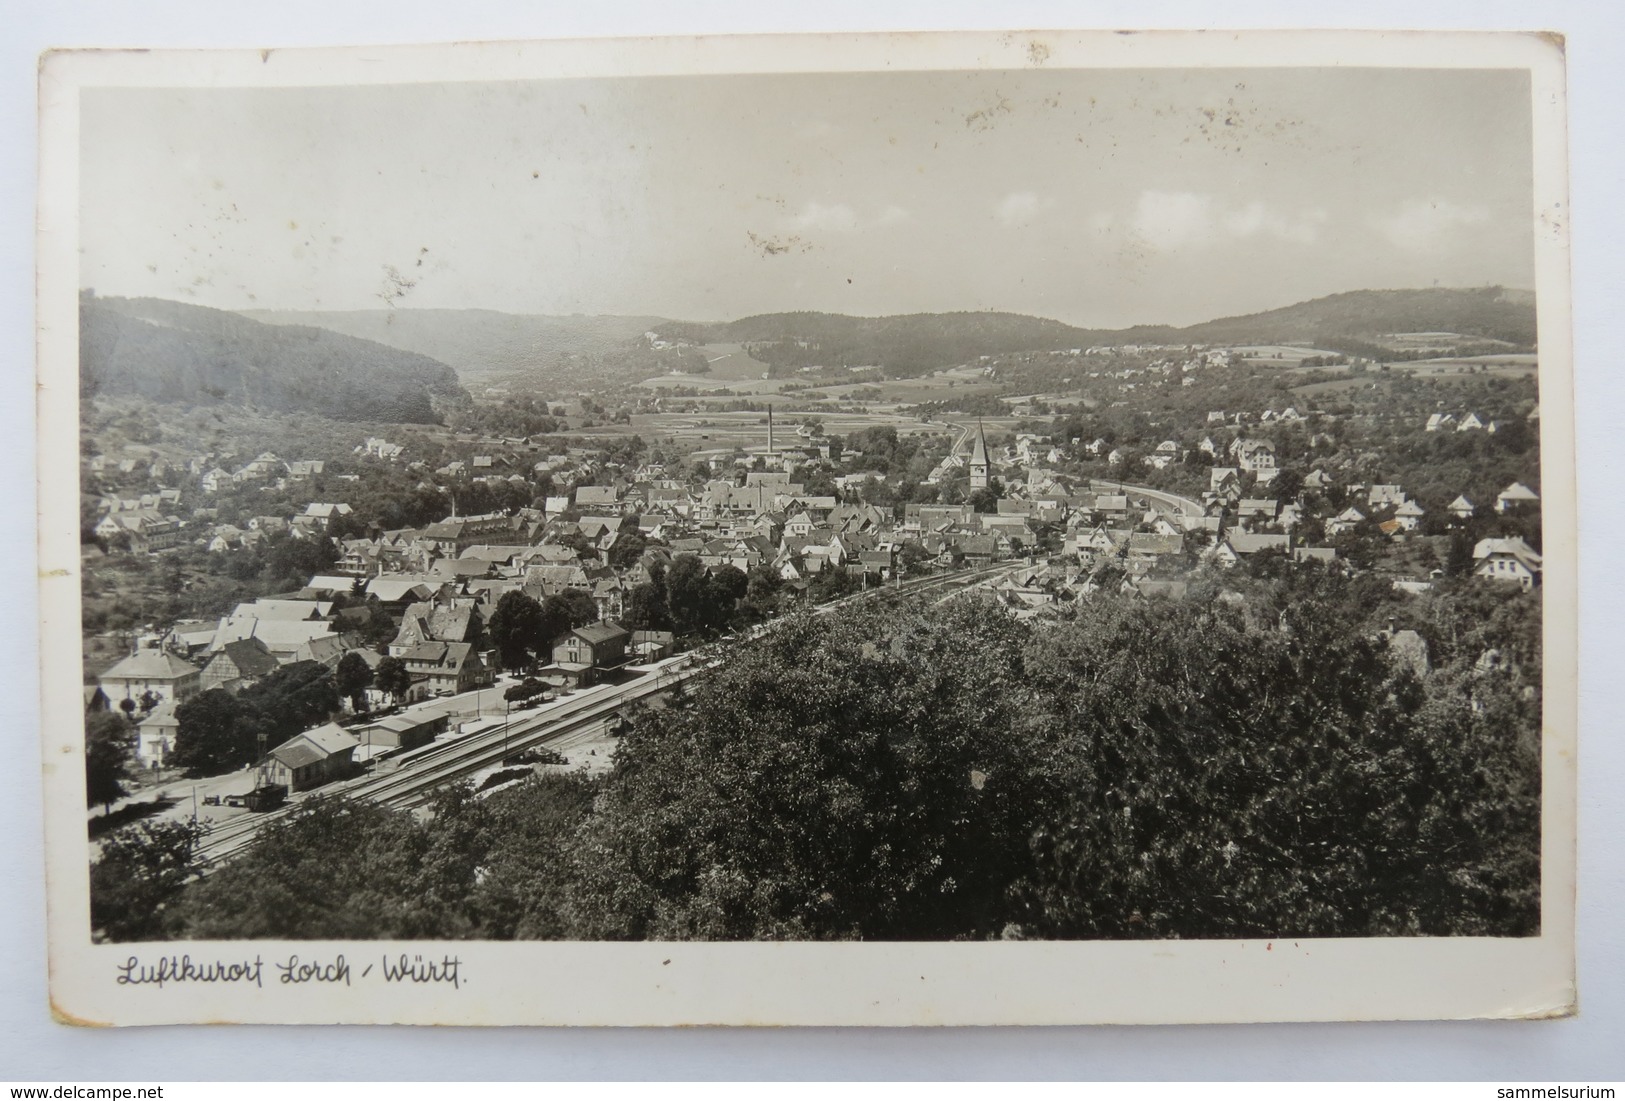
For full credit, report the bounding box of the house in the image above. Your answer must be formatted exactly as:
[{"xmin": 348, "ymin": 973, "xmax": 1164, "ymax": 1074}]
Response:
[
  {"xmin": 1425, "ymin": 413, "xmax": 1456, "ymax": 432},
  {"xmin": 1394, "ymin": 499, "xmax": 1426, "ymax": 532},
  {"xmin": 135, "ymin": 701, "xmax": 181, "ymax": 768},
  {"xmin": 365, "ymin": 577, "xmax": 438, "ymax": 610},
  {"xmin": 1293, "ymin": 546, "xmax": 1338, "ymax": 565},
  {"xmin": 299, "ymin": 502, "xmax": 353, "ymax": 533},
  {"xmin": 1456, "ymin": 413, "xmax": 1487, "ymax": 432},
  {"xmin": 1448, "ymin": 495, "xmax": 1476, "ymax": 521},
  {"xmin": 574, "ymin": 485, "xmax": 620, "ymax": 510},
  {"xmin": 1207, "ymin": 532, "xmax": 1289, "ymax": 568},
  {"xmin": 417, "ymin": 512, "xmax": 526, "ymax": 555},
  {"xmin": 1127, "ymin": 532, "xmax": 1183, "ymax": 566},
  {"xmin": 84, "ymin": 685, "xmax": 110, "ymax": 713},
  {"xmin": 1231, "ymin": 439, "xmax": 1276, "ymax": 473},
  {"xmin": 255, "ymin": 723, "xmax": 360, "ymax": 794},
  {"xmin": 1474, "ymin": 537, "xmax": 1542, "ymax": 590},
  {"xmin": 400, "ymin": 641, "xmax": 492, "ymax": 698},
  {"xmin": 1209, "ymin": 467, "xmax": 1242, "ymax": 499},
  {"xmin": 545, "ymin": 621, "xmax": 631, "ymax": 688},
  {"xmin": 354, "ymin": 712, "xmax": 449, "ymax": 753},
  {"xmin": 296, "ymin": 634, "xmax": 361, "ymax": 669},
  {"xmin": 200, "ymin": 637, "xmax": 279, "ymax": 694},
  {"xmin": 1236, "ymin": 498, "xmax": 1277, "ymax": 521},
  {"xmin": 99, "ymin": 650, "xmax": 201, "ymax": 705},
  {"xmin": 1495, "ymin": 482, "xmax": 1540, "ymax": 514},
  {"xmin": 1368, "ymin": 484, "xmax": 1406, "ymax": 508},
  {"xmin": 1326, "ymin": 507, "xmax": 1366, "ymax": 536},
  {"xmin": 209, "ymin": 613, "xmax": 337, "ymax": 664},
  {"xmin": 629, "ymin": 629, "xmax": 676, "ymax": 662},
  {"xmin": 1303, "ymin": 470, "xmax": 1333, "ymax": 492}
]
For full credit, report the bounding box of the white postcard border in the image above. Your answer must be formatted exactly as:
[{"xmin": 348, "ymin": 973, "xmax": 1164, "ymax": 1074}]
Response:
[{"xmin": 36, "ymin": 28, "xmax": 1578, "ymax": 1028}]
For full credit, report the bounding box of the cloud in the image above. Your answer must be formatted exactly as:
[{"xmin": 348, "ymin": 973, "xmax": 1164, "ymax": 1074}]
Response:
[
  {"xmin": 995, "ymin": 191, "xmax": 1051, "ymax": 227},
  {"xmin": 1222, "ymin": 201, "xmax": 1328, "ymax": 244},
  {"xmin": 785, "ymin": 201, "xmax": 911, "ymax": 234},
  {"xmin": 1132, "ymin": 191, "xmax": 1214, "ymax": 250},
  {"xmin": 1117, "ymin": 191, "xmax": 1328, "ymax": 251},
  {"xmin": 1369, "ymin": 198, "xmax": 1491, "ymax": 251},
  {"xmin": 789, "ymin": 201, "xmax": 860, "ymax": 233}
]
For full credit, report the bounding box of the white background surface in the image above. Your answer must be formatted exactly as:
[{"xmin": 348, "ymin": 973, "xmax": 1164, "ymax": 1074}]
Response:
[{"xmin": 4, "ymin": 0, "xmax": 1621, "ymax": 1080}]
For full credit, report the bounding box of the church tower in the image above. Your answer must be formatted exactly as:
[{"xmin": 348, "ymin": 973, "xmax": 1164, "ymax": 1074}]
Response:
[{"xmin": 969, "ymin": 420, "xmax": 990, "ymax": 491}]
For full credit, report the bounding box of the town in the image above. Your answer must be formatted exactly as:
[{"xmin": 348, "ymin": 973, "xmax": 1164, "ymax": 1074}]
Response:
[{"xmin": 79, "ymin": 300, "xmax": 1546, "ymax": 944}]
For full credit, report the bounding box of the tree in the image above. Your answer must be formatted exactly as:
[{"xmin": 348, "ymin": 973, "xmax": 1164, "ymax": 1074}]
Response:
[
  {"xmin": 624, "ymin": 582, "xmax": 670, "ymax": 631},
  {"xmin": 566, "ymin": 599, "xmax": 1065, "ymax": 940},
  {"xmin": 1271, "ymin": 468, "xmax": 1305, "ymax": 503},
  {"xmin": 1445, "ymin": 531, "xmax": 1475, "ymax": 578},
  {"xmin": 540, "ymin": 590, "xmax": 599, "ymax": 647},
  {"xmin": 85, "ymin": 710, "xmax": 136, "ymax": 814},
  {"xmin": 664, "ymin": 554, "xmax": 710, "ymax": 635},
  {"xmin": 1011, "ymin": 579, "xmax": 1538, "ymax": 940},
  {"xmin": 171, "ymin": 689, "xmax": 257, "ymax": 777},
  {"xmin": 335, "ymin": 651, "xmax": 374, "ymax": 712},
  {"xmin": 90, "ymin": 818, "xmax": 207, "ymax": 941},
  {"xmin": 487, "ymin": 590, "xmax": 546, "ymax": 672},
  {"xmin": 239, "ymin": 661, "xmax": 340, "ymax": 748},
  {"xmin": 706, "ymin": 564, "xmax": 750, "ymax": 629},
  {"xmin": 897, "ymin": 541, "xmax": 933, "ymax": 578},
  {"xmin": 607, "ymin": 531, "xmax": 648, "ymax": 571},
  {"xmin": 375, "ymin": 656, "xmax": 412, "ymax": 703},
  {"xmin": 171, "ymin": 796, "xmax": 462, "ymax": 940}
]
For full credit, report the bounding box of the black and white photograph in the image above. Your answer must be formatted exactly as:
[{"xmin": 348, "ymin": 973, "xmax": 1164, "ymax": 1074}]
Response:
[{"xmin": 34, "ymin": 29, "xmax": 1577, "ymax": 1027}]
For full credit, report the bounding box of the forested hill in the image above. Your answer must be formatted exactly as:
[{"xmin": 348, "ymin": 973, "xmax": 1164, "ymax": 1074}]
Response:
[
  {"xmin": 231, "ymin": 286, "xmax": 1536, "ymax": 391},
  {"xmin": 81, "ymin": 295, "xmax": 470, "ymax": 423},
  {"xmin": 660, "ymin": 287, "xmax": 1537, "ymax": 371},
  {"xmin": 1155, "ymin": 286, "xmax": 1538, "ymax": 348},
  {"xmin": 241, "ymin": 308, "xmax": 665, "ymax": 389},
  {"xmin": 659, "ymin": 311, "xmax": 1100, "ymax": 376}
]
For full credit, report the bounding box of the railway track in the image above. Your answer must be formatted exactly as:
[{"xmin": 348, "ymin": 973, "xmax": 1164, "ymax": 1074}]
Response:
[{"xmin": 192, "ymin": 560, "xmax": 1016, "ymax": 867}]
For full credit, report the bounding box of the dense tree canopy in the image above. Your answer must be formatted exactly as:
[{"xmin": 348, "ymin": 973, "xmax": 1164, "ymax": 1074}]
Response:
[
  {"xmin": 121, "ymin": 570, "xmax": 1540, "ymax": 944},
  {"xmin": 487, "ymin": 590, "xmax": 546, "ymax": 672}
]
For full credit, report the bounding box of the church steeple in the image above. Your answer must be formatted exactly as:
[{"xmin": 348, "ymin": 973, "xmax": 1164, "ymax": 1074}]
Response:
[{"xmin": 969, "ymin": 420, "xmax": 990, "ymax": 491}]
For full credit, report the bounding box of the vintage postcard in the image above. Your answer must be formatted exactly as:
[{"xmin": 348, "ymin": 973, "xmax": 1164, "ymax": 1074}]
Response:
[{"xmin": 36, "ymin": 30, "xmax": 1576, "ymax": 1026}]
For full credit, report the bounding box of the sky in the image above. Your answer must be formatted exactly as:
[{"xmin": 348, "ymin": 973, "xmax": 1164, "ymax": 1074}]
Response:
[{"xmin": 79, "ymin": 66, "xmax": 1535, "ymax": 328}]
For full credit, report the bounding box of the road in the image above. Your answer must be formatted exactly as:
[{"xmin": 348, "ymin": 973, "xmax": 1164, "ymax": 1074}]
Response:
[{"xmin": 1089, "ymin": 478, "xmax": 1207, "ymax": 522}]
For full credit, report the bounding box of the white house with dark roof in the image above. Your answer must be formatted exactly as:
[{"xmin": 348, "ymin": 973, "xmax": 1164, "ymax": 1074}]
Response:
[
  {"xmin": 1395, "ymin": 499, "xmax": 1426, "ymax": 532},
  {"xmin": 1495, "ymin": 482, "xmax": 1540, "ymax": 514},
  {"xmin": 99, "ymin": 650, "xmax": 201, "ymax": 705},
  {"xmin": 1474, "ymin": 537, "xmax": 1542, "ymax": 590}
]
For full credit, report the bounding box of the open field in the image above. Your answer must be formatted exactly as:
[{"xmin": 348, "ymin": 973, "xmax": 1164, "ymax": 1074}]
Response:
[
  {"xmin": 637, "ymin": 342, "xmax": 775, "ymax": 391},
  {"xmin": 637, "ymin": 349, "xmax": 1007, "ymax": 404},
  {"xmin": 1398, "ymin": 354, "xmax": 1538, "ymax": 374},
  {"xmin": 583, "ymin": 409, "xmax": 951, "ymax": 450},
  {"xmin": 1231, "ymin": 344, "xmax": 1347, "ymax": 363}
]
